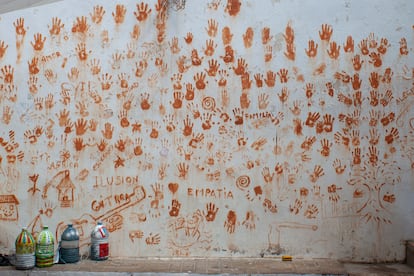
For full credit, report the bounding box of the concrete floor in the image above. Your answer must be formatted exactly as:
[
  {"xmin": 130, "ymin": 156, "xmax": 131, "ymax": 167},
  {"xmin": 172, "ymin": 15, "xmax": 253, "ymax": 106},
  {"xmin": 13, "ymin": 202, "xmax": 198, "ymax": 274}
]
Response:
[{"xmin": 0, "ymin": 257, "xmax": 414, "ymax": 275}]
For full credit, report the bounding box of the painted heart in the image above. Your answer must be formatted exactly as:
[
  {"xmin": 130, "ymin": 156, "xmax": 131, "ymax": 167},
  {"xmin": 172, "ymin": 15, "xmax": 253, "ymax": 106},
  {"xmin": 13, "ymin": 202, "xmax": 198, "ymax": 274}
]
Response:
[{"xmin": 168, "ymin": 182, "xmax": 179, "ymax": 194}]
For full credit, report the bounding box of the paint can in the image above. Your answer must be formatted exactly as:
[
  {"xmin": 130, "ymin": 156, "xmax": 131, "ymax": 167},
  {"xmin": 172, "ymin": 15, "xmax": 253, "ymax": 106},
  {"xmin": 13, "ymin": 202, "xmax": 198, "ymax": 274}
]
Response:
[
  {"xmin": 15, "ymin": 227, "xmax": 35, "ymax": 270},
  {"xmin": 59, "ymin": 224, "xmax": 80, "ymax": 263},
  {"xmin": 90, "ymin": 222, "xmax": 109, "ymax": 261},
  {"xmin": 35, "ymin": 225, "xmax": 54, "ymax": 267}
]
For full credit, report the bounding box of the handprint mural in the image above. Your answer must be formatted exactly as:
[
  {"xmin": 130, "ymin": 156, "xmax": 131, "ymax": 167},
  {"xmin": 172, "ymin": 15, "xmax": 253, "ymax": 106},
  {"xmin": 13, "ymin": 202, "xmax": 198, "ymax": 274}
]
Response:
[{"xmin": 0, "ymin": 0, "xmax": 412, "ymax": 262}]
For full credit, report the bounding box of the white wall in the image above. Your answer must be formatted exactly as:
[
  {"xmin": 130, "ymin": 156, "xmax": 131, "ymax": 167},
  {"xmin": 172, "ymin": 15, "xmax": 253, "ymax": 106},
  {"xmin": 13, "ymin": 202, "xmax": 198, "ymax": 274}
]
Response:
[{"xmin": 0, "ymin": 0, "xmax": 413, "ymax": 261}]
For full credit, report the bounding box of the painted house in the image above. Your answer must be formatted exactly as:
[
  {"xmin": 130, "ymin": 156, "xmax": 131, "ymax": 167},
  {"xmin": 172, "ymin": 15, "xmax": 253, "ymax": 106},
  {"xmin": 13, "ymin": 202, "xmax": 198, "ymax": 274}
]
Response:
[{"xmin": 0, "ymin": 195, "xmax": 19, "ymax": 221}]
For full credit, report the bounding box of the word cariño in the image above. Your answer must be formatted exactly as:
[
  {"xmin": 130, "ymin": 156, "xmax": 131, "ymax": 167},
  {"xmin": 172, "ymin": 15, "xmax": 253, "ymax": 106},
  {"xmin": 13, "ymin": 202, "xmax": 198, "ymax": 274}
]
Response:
[{"xmin": 187, "ymin": 187, "xmax": 234, "ymax": 199}]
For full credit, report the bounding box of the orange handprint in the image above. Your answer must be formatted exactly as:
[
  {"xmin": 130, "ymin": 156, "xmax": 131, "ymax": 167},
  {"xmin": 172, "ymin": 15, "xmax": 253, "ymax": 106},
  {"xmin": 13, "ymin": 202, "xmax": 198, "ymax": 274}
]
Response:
[
  {"xmin": 278, "ymin": 87, "xmax": 289, "ymax": 103},
  {"xmin": 385, "ymin": 127, "xmax": 399, "ymax": 144},
  {"xmin": 358, "ymin": 39, "xmax": 369, "ymax": 55},
  {"xmin": 377, "ymin": 38, "xmax": 389, "ymax": 55},
  {"xmin": 243, "ymin": 27, "xmax": 254, "ymax": 48},
  {"xmin": 133, "ymin": 138, "xmax": 143, "ymax": 156},
  {"xmin": 333, "ymin": 159, "xmax": 346, "ymax": 174},
  {"xmin": 201, "ymin": 112, "xmax": 213, "ymax": 130},
  {"xmin": 305, "ymin": 83, "xmax": 314, "ymax": 99},
  {"xmin": 0, "ymin": 41, "xmax": 8, "ymax": 59},
  {"xmin": 204, "ymin": 203, "xmax": 219, "ymax": 222},
  {"xmin": 75, "ymin": 118, "xmax": 88, "ymax": 136},
  {"xmin": 115, "ymin": 138, "xmax": 127, "ymax": 152},
  {"xmin": 182, "ymin": 115, "xmax": 193, "ymax": 136},
  {"xmin": 327, "ymin": 41, "xmax": 340, "ymax": 59},
  {"xmin": 169, "ymin": 199, "xmax": 181, "ymax": 217},
  {"xmin": 184, "ymin": 32, "xmax": 193, "ymax": 44},
  {"xmin": 101, "ymin": 122, "xmax": 114, "ymax": 140},
  {"xmin": 30, "ymin": 33, "xmax": 46, "ymax": 51},
  {"xmin": 99, "ymin": 73, "xmax": 113, "ymax": 91},
  {"xmin": 194, "ymin": 72, "xmax": 207, "ymax": 90},
  {"xmin": 352, "ymin": 147, "xmax": 361, "ymax": 165},
  {"xmin": 203, "ymin": 39, "xmax": 217, "ymax": 56},
  {"xmin": 224, "ymin": 210, "xmax": 237, "ymax": 233},
  {"xmin": 264, "ymin": 45, "xmax": 273, "ymax": 62},
  {"xmin": 177, "ymin": 162, "xmax": 189, "ymax": 179},
  {"xmin": 171, "ymin": 91, "xmax": 184, "ymax": 109},
  {"xmin": 185, "ymin": 83, "xmax": 195, "ymax": 101},
  {"xmin": 278, "ymin": 68, "xmax": 289, "ymax": 83},
  {"xmin": 380, "ymin": 89, "xmax": 393, "ymax": 107},
  {"xmin": 240, "ymin": 92, "xmax": 250, "ymax": 109},
  {"xmin": 351, "ymin": 73, "xmax": 362, "ymax": 90},
  {"xmin": 369, "ymin": 90, "xmax": 379, "ymax": 107},
  {"xmin": 222, "ymin": 26, "xmax": 233, "ymax": 45},
  {"xmin": 241, "ymin": 72, "xmax": 252, "ymax": 90},
  {"xmin": 130, "ymin": 24, "xmax": 141, "ymax": 40},
  {"xmin": 13, "ymin": 17, "xmax": 26, "ymax": 35},
  {"xmin": 368, "ymin": 128, "xmax": 379, "ymax": 145},
  {"xmin": 352, "ymin": 54, "xmax": 364, "ymax": 71},
  {"xmin": 368, "ymin": 146, "xmax": 378, "ymax": 166},
  {"xmin": 89, "ymin": 58, "xmax": 101, "ymax": 75},
  {"xmin": 72, "ymin": 16, "xmax": 89, "ymax": 34},
  {"xmin": 233, "ymin": 58, "xmax": 248, "ymax": 76},
  {"xmin": 1, "ymin": 65, "xmax": 14, "ymax": 84},
  {"xmin": 232, "ymin": 107, "xmax": 244, "ymax": 125},
  {"xmin": 319, "ymin": 24, "xmax": 333, "ymax": 41},
  {"xmin": 221, "ymin": 45, "xmax": 234, "ymax": 63},
  {"xmin": 323, "ymin": 114, "xmax": 334, "ymax": 132},
  {"xmin": 264, "ymin": 71, "xmax": 276, "ymax": 87},
  {"xmin": 150, "ymin": 121, "xmax": 160, "ymax": 139},
  {"xmin": 368, "ymin": 32, "xmax": 378, "ymax": 48},
  {"xmin": 76, "ymin": 43, "xmax": 89, "ymax": 61},
  {"xmin": 225, "ymin": 0, "xmax": 241, "ymax": 16},
  {"xmin": 134, "ymin": 2, "xmax": 152, "ymax": 22},
  {"xmin": 293, "ymin": 119, "xmax": 302, "ymax": 136},
  {"xmin": 206, "ymin": 19, "xmax": 218, "ymax": 37},
  {"xmin": 310, "ymin": 165, "xmax": 325, "ymax": 183},
  {"xmin": 254, "ymin": 73, "xmax": 263, "ymax": 88},
  {"xmin": 73, "ymin": 137, "xmax": 86, "ymax": 152},
  {"xmin": 191, "ymin": 49, "xmax": 203, "ymax": 66},
  {"xmin": 119, "ymin": 109, "xmax": 130, "ymax": 128},
  {"xmin": 90, "ymin": 5, "xmax": 106, "ymax": 24},
  {"xmin": 169, "ymin": 37, "xmax": 180, "ymax": 54},
  {"xmin": 305, "ymin": 40, "xmax": 318, "ymax": 58},
  {"xmin": 258, "ymin": 93, "xmax": 269, "ymax": 110},
  {"xmin": 305, "ymin": 112, "xmax": 320, "ymax": 128},
  {"xmin": 290, "ymin": 100, "xmax": 302, "ymax": 116},
  {"xmin": 261, "ymin": 27, "xmax": 272, "ymax": 45},
  {"xmin": 283, "ymin": 22, "xmax": 294, "ymax": 44},
  {"xmin": 369, "ymin": 72, "xmax": 380, "ymax": 89},
  {"xmin": 343, "ymin": 35, "xmax": 354, "ymax": 53},
  {"xmin": 399, "ymin": 38, "xmax": 409, "ymax": 55},
  {"xmin": 205, "ymin": 59, "xmax": 220, "ymax": 77},
  {"xmin": 334, "ymin": 130, "xmax": 350, "ymax": 147},
  {"xmin": 163, "ymin": 114, "xmax": 177, "ymax": 132},
  {"xmin": 112, "ymin": 4, "xmax": 126, "ymax": 24},
  {"xmin": 140, "ymin": 93, "xmax": 151, "ymax": 110},
  {"xmin": 48, "ymin": 17, "xmax": 64, "ymax": 36},
  {"xmin": 284, "ymin": 42, "xmax": 295, "ymax": 61},
  {"xmin": 369, "ymin": 51, "xmax": 382, "ymax": 67}
]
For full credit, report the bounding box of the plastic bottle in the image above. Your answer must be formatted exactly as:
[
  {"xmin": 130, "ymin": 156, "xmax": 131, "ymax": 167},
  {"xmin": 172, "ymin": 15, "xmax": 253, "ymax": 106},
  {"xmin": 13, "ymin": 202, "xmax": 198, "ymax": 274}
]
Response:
[
  {"xmin": 59, "ymin": 224, "xmax": 80, "ymax": 263},
  {"xmin": 15, "ymin": 227, "xmax": 35, "ymax": 270},
  {"xmin": 90, "ymin": 222, "xmax": 109, "ymax": 261},
  {"xmin": 35, "ymin": 225, "xmax": 54, "ymax": 267}
]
